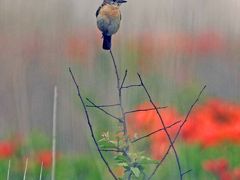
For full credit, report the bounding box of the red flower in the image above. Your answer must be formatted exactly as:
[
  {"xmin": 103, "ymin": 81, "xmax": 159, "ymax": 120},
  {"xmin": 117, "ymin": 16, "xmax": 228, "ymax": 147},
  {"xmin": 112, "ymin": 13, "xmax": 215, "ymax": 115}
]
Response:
[
  {"xmin": 233, "ymin": 168, "xmax": 240, "ymax": 179},
  {"xmin": 0, "ymin": 141, "xmax": 16, "ymax": 159},
  {"xmin": 203, "ymin": 159, "xmax": 233, "ymax": 180},
  {"xmin": 127, "ymin": 103, "xmax": 158, "ymax": 135},
  {"xmin": 219, "ymin": 171, "xmax": 232, "ymax": 180},
  {"xmin": 182, "ymin": 98, "xmax": 240, "ymax": 147},
  {"xmin": 203, "ymin": 159, "xmax": 240, "ymax": 180},
  {"xmin": 127, "ymin": 103, "xmax": 180, "ymax": 159},
  {"xmin": 36, "ymin": 150, "xmax": 55, "ymax": 169},
  {"xmin": 194, "ymin": 32, "xmax": 225, "ymax": 55},
  {"xmin": 203, "ymin": 159, "xmax": 229, "ymax": 174},
  {"xmin": 65, "ymin": 35, "xmax": 89, "ymax": 60}
]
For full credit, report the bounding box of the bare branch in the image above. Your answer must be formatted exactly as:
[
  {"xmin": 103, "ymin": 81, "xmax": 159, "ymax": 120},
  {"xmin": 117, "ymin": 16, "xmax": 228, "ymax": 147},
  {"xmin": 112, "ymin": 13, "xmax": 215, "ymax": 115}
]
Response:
[
  {"xmin": 131, "ymin": 120, "xmax": 181, "ymax": 143},
  {"xmin": 137, "ymin": 73, "xmax": 183, "ymax": 180},
  {"xmin": 120, "ymin": 69, "xmax": 128, "ymax": 89},
  {"xmin": 125, "ymin": 106, "xmax": 168, "ymax": 115},
  {"xmin": 176, "ymin": 85, "xmax": 206, "ymax": 135},
  {"xmin": 86, "ymin": 98, "xmax": 123, "ymax": 123},
  {"xmin": 110, "ymin": 50, "xmax": 128, "ymax": 142},
  {"xmin": 148, "ymin": 85, "xmax": 206, "ymax": 180},
  {"xmin": 69, "ymin": 67, "xmax": 118, "ymax": 180},
  {"xmin": 100, "ymin": 149, "xmax": 123, "ymax": 153},
  {"xmin": 86, "ymin": 103, "xmax": 120, "ymax": 108},
  {"xmin": 122, "ymin": 84, "xmax": 142, "ymax": 89},
  {"xmin": 110, "ymin": 50, "xmax": 120, "ymax": 90},
  {"xmin": 181, "ymin": 169, "xmax": 192, "ymax": 177}
]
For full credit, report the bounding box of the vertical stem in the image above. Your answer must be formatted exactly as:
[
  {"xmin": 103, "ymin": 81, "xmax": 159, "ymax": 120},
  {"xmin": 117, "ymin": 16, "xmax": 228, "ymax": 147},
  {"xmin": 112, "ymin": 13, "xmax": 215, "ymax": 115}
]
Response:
[
  {"xmin": 23, "ymin": 158, "xmax": 28, "ymax": 180},
  {"xmin": 109, "ymin": 50, "xmax": 128, "ymax": 143},
  {"xmin": 7, "ymin": 160, "xmax": 11, "ymax": 180},
  {"xmin": 39, "ymin": 162, "xmax": 43, "ymax": 180},
  {"xmin": 51, "ymin": 86, "xmax": 57, "ymax": 180}
]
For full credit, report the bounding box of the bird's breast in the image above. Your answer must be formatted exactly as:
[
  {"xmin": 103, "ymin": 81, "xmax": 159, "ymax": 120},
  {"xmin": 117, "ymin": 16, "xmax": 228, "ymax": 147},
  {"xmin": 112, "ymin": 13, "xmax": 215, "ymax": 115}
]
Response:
[
  {"xmin": 100, "ymin": 4, "xmax": 121, "ymax": 19},
  {"xmin": 97, "ymin": 4, "xmax": 121, "ymax": 36}
]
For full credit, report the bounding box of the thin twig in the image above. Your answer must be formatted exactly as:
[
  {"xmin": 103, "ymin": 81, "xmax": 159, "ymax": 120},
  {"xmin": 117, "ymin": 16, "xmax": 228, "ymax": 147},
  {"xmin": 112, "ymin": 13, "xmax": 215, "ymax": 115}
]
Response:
[
  {"xmin": 181, "ymin": 169, "xmax": 192, "ymax": 176},
  {"xmin": 100, "ymin": 149, "xmax": 123, "ymax": 153},
  {"xmin": 51, "ymin": 86, "xmax": 57, "ymax": 180},
  {"xmin": 174, "ymin": 85, "xmax": 206, "ymax": 140},
  {"xmin": 23, "ymin": 158, "xmax": 28, "ymax": 180},
  {"xmin": 120, "ymin": 69, "xmax": 128, "ymax": 89},
  {"xmin": 39, "ymin": 162, "xmax": 43, "ymax": 180},
  {"xmin": 69, "ymin": 67, "xmax": 118, "ymax": 180},
  {"xmin": 86, "ymin": 103, "xmax": 120, "ymax": 108},
  {"xmin": 125, "ymin": 106, "xmax": 168, "ymax": 115},
  {"xmin": 110, "ymin": 50, "xmax": 120, "ymax": 89},
  {"xmin": 7, "ymin": 160, "xmax": 11, "ymax": 180},
  {"xmin": 131, "ymin": 120, "xmax": 181, "ymax": 143},
  {"xmin": 121, "ymin": 84, "xmax": 142, "ymax": 89},
  {"xmin": 86, "ymin": 98, "xmax": 123, "ymax": 123},
  {"xmin": 137, "ymin": 73, "xmax": 182, "ymax": 180},
  {"xmin": 148, "ymin": 85, "xmax": 206, "ymax": 179}
]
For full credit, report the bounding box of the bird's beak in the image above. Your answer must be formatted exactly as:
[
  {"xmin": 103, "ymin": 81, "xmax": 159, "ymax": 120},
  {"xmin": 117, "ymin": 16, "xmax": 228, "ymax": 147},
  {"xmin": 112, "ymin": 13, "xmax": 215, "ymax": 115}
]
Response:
[{"xmin": 118, "ymin": 0, "xmax": 127, "ymax": 4}]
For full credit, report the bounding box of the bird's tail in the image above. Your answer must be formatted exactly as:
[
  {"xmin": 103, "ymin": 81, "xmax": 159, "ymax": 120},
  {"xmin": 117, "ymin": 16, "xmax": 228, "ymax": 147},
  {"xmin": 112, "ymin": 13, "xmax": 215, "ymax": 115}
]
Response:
[{"xmin": 103, "ymin": 34, "xmax": 112, "ymax": 50}]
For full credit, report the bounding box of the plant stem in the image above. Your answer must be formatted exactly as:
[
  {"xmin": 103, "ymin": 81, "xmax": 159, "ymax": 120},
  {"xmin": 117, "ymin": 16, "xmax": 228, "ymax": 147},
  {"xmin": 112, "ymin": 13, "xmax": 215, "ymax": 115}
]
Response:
[
  {"xmin": 23, "ymin": 158, "xmax": 28, "ymax": 180},
  {"xmin": 7, "ymin": 160, "xmax": 11, "ymax": 180},
  {"xmin": 39, "ymin": 162, "xmax": 43, "ymax": 180},
  {"xmin": 109, "ymin": 50, "xmax": 128, "ymax": 149},
  {"xmin": 51, "ymin": 86, "xmax": 57, "ymax": 180}
]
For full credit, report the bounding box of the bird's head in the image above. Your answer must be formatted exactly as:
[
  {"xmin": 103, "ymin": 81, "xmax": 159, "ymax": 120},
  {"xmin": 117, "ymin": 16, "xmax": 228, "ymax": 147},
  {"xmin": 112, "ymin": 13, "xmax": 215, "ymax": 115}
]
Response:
[{"xmin": 104, "ymin": 0, "xmax": 127, "ymax": 6}]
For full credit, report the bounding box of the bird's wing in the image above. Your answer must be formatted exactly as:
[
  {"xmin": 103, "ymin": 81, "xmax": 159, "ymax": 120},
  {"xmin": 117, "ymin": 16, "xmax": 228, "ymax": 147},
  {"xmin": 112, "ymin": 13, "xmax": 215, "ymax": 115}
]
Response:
[
  {"xmin": 96, "ymin": 6, "xmax": 101, "ymax": 17},
  {"xmin": 96, "ymin": 4, "xmax": 105, "ymax": 17}
]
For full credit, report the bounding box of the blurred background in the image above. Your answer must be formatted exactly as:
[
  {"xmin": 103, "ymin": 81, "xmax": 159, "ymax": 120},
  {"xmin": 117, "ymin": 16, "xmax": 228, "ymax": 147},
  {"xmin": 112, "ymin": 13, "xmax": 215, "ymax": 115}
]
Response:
[{"xmin": 0, "ymin": 0, "xmax": 240, "ymax": 179}]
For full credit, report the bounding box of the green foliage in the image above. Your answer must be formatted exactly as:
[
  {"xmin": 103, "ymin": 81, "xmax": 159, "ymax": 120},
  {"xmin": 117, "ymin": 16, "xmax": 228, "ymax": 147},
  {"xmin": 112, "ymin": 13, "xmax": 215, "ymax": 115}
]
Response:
[
  {"xmin": 98, "ymin": 132, "xmax": 118, "ymax": 149},
  {"xmin": 97, "ymin": 132, "xmax": 158, "ymax": 179},
  {"xmin": 55, "ymin": 156, "xmax": 102, "ymax": 180}
]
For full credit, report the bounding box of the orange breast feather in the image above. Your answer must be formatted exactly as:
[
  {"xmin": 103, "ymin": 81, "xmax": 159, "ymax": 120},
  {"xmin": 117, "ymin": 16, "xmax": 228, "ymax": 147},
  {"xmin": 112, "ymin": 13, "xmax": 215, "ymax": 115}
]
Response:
[{"xmin": 100, "ymin": 4, "xmax": 120, "ymax": 18}]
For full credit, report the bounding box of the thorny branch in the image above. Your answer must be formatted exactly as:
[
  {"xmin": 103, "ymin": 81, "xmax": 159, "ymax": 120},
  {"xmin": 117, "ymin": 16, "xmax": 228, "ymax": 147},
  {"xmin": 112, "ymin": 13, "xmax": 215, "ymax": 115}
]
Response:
[
  {"xmin": 147, "ymin": 85, "xmax": 206, "ymax": 180},
  {"xmin": 69, "ymin": 68, "xmax": 118, "ymax": 180}
]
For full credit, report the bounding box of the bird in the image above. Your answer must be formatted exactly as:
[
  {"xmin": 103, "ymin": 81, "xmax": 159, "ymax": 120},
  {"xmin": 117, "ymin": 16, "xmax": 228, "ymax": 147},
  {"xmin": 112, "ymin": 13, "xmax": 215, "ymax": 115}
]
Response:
[{"xmin": 96, "ymin": 0, "xmax": 127, "ymax": 50}]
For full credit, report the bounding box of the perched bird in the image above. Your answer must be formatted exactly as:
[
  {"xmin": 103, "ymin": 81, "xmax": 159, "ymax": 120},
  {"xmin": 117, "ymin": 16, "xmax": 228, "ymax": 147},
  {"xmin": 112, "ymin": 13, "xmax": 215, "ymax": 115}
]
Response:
[{"xmin": 96, "ymin": 0, "xmax": 127, "ymax": 50}]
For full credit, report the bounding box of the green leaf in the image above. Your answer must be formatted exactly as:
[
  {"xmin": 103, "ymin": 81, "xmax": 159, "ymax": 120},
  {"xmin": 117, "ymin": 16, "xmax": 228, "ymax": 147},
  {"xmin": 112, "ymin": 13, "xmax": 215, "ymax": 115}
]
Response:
[
  {"xmin": 114, "ymin": 154, "xmax": 129, "ymax": 163},
  {"xmin": 130, "ymin": 167, "xmax": 140, "ymax": 177},
  {"xmin": 138, "ymin": 156, "xmax": 158, "ymax": 165},
  {"xmin": 117, "ymin": 162, "xmax": 128, "ymax": 167},
  {"xmin": 98, "ymin": 140, "xmax": 117, "ymax": 149}
]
